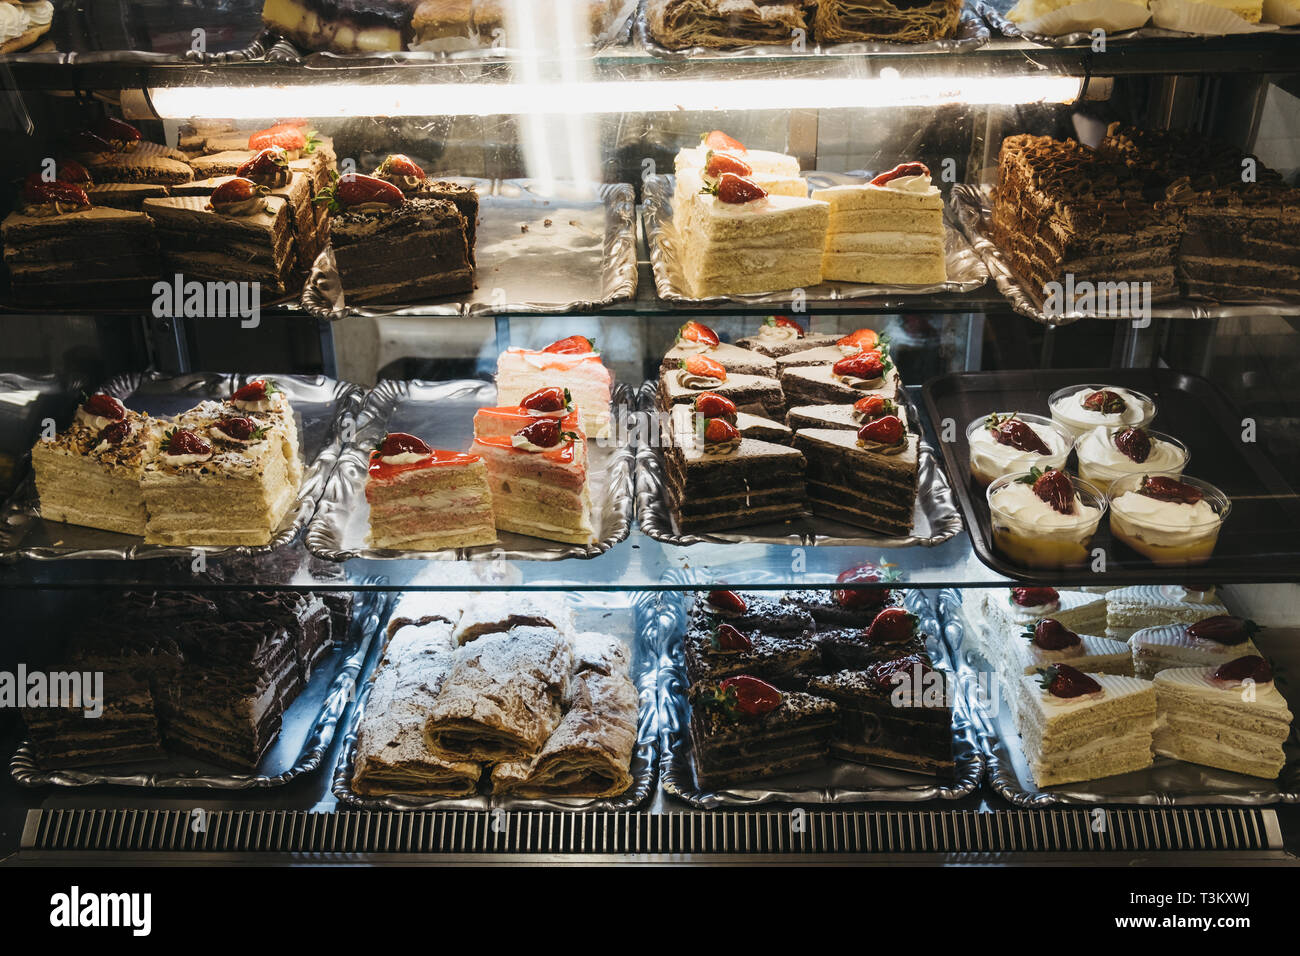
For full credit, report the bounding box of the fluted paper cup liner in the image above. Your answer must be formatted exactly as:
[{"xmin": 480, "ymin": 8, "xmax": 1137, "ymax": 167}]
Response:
[
  {"xmin": 1009, "ymin": 0, "xmax": 1152, "ymax": 34},
  {"xmin": 1262, "ymin": 0, "xmax": 1300, "ymax": 24},
  {"xmin": 1150, "ymin": 0, "xmax": 1279, "ymax": 31}
]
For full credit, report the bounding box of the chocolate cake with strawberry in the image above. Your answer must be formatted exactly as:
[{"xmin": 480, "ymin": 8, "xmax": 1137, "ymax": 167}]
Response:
[
  {"xmin": 319, "ymin": 171, "xmax": 474, "ymax": 304},
  {"xmin": 660, "ymin": 320, "xmax": 777, "ymax": 377},
  {"xmin": 779, "ymin": 348, "xmax": 902, "ymax": 409},
  {"xmin": 371, "ymin": 154, "xmax": 479, "ymax": 266},
  {"xmin": 688, "ymin": 675, "xmax": 839, "ymax": 788},
  {"xmin": 688, "ymin": 590, "xmax": 815, "ymax": 637},
  {"xmin": 658, "ymin": 353, "xmax": 784, "ymax": 420},
  {"xmin": 813, "ymin": 607, "xmax": 932, "ymax": 671},
  {"xmin": 735, "ymin": 316, "xmax": 840, "ymax": 358},
  {"xmin": 781, "ymin": 562, "xmax": 902, "ymax": 628},
  {"xmin": 683, "ymin": 621, "xmax": 822, "ymax": 688},
  {"xmin": 794, "ymin": 414, "xmax": 919, "ymax": 536}
]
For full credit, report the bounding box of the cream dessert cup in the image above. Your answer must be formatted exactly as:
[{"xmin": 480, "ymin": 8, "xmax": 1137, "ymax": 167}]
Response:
[
  {"xmin": 1076, "ymin": 426, "xmax": 1188, "ymax": 495},
  {"xmin": 1107, "ymin": 473, "xmax": 1230, "ymax": 566},
  {"xmin": 967, "ymin": 412, "xmax": 1073, "ymax": 487},
  {"xmin": 987, "ymin": 472, "xmax": 1107, "ymax": 569},
  {"xmin": 1048, "ymin": 384, "xmax": 1155, "ymax": 440}
]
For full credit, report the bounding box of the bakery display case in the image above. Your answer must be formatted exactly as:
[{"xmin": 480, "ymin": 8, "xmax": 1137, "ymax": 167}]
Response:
[{"xmin": 0, "ymin": 0, "xmax": 1298, "ymax": 870}]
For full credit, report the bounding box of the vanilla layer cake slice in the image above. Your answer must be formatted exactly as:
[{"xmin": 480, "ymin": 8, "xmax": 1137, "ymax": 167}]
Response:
[
  {"xmin": 1017, "ymin": 670, "xmax": 1156, "ymax": 788},
  {"xmin": 495, "ymin": 341, "xmax": 613, "ymax": 440},
  {"xmin": 678, "ymin": 191, "xmax": 830, "ymax": 298},
  {"xmin": 365, "ymin": 435, "xmax": 497, "ymax": 551},
  {"xmin": 812, "ymin": 166, "xmax": 947, "ymax": 285},
  {"xmin": 220, "ymin": 379, "xmax": 303, "ymax": 487},
  {"xmin": 1105, "ymin": 585, "xmax": 1228, "ymax": 639},
  {"xmin": 674, "ymin": 164, "xmax": 807, "ymax": 216},
  {"xmin": 1153, "ymin": 659, "xmax": 1292, "ymax": 779},
  {"xmin": 1129, "ymin": 621, "xmax": 1262, "ymax": 680},
  {"xmin": 473, "ymin": 424, "xmax": 595, "ymax": 546},
  {"xmin": 140, "ymin": 417, "xmax": 298, "ymax": 547},
  {"xmin": 985, "ymin": 588, "xmax": 1108, "ymax": 644},
  {"xmin": 793, "ymin": 428, "xmax": 918, "ymax": 536},
  {"xmin": 1000, "ymin": 627, "xmax": 1132, "ymax": 680},
  {"xmin": 674, "ymin": 143, "xmax": 801, "ymax": 179},
  {"xmin": 30, "ymin": 395, "xmax": 160, "ymax": 536}
]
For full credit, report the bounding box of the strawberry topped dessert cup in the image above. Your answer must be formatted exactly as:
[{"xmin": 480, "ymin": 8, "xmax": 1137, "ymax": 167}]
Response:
[
  {"xmin": 1107, "ymin": 473, "xmax": 1230, "ymax": 566},
  {"xmin": 987, "ymin": 467, "xmax": 1107, "ymax": 569},
  {"xmin": 966, "ymin": 411, "xmax": 1073, "ymax": 486}
]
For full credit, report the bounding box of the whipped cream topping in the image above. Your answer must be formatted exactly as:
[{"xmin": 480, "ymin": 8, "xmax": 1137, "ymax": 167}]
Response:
[
  {"xmin": 511, "ymin": 435, "xmax": 554, "ymax": 453},
  {"xmin": 0, "ymin": 2, "xmax": 51, "ymax": 43},
  {"xmin": 162, "ymin": 451, "xmax": 212, "ymax": 466},
  {"xmin": 75, "ymin": 407, "xmax": 122, "ymax": 431},
  {"xmin": 835, "ymin": 372, "xmax": 883, "ymax": 390},
  {"xmin": 232, "ymin": 395, "xmax": 282, "ymax": 414},
  {"xmin": 672, "ymin": 340, "xmax": 712, "ymax": 355},
  {"xmin": 838, "ymin": 344, "xmax": 864, "ymax": 357},
  {"xmin": 876, "ymin": 174, "xmax": 936, "ymax": 195},
  {"xmin": 1111, "ymin": 492, "xmax": 1221, "ymax": 537},
  {"xmin": 969, "ymin": 419, "xmax": 1069, "ymax": 469},
  {"xmin": 1077, "ymin": 426, "xmax": 1185, "ymax": 473},
  {"xmin": 1051, "ymin": 386, "xmax": 1152, "ymax": 429},
  {"xmin": 378, "ymin": 451, "xmax": 429, "ymax": 465},
  {"xmin": 524, "ymin": 407, "xmax": 567, "ymax": 419},
  {"xmin": 1002, "ymin": 594, "xmax": 1062, "ymax": 623},
  {"xmin": 1163, "ymin": 585, "xmax": 1217, "ymax": 604},
  {"xmin": 677, "ymin": 370, "xmax": 724, "ymax": 390},
  {"xmin": 757, "ymin": 324, "xmax": 800, "ymax": 343},
  {"xmin": 209, "ymin": 424, "xmax": 261, "ymax": 445},
  {"xmin": 990, "ymin": 480, "xmax": 1100, "ymax": 531}
]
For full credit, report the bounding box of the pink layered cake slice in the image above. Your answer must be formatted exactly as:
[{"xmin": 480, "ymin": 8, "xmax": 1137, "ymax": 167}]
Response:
[
  {"xmin": 473, "ymin": 418, "xmax": 595, "ymax": 546},
  {"xmin": 472, "ymin": 386, "xmax": 583, "ymax": 440},
  {"xmin": 495, "ymin": 335, "xmax": 613, "ymax": 439},
  {"xmin": 365, "ymin": 432, "xmax": 497, "ymax": 551}
]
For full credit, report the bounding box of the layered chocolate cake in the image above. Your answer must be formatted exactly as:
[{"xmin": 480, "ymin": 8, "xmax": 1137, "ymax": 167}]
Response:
[
  {"xmin": 658, "ymin": 359, "xmax": 784, "ymax": 419},
  {"xmin": 795, "ymin": 422, "xmax": 918, "ymax": 536},
  {"xmin": 683, "ymin": 621, "xmax": 821, "ymax": 687},
  {"xmin": 688, "ymin": 589, "xmax": 815, "ymax": 636}
]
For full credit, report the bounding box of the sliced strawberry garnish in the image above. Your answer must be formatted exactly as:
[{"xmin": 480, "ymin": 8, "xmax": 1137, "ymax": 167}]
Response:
[
  {"xmin": 377, "ymin": 432, "xmax": 433, "ymax": 457},
  {"xmin": 56, "ymin": 160, "xmax": 92, "ymax": 185},
  {"xmin": 711, "ymin": 172, "xmax": 767, "ymax": 205},
  {"xmin": 703, "ymin": 418, "xmax": 740, "ymax": 444},
  {"xmin": 678, "ymin": 321, "xmax": 719, "ymax": 347},
  {"xmin": 865, "ymin": 607, "xmax": 918, "ymax": 645},
  {"xmin": 520, "ymin": 386, "xmax": 570, "ymax": 413},
  {"xmin": 82, "ymin": 394, "xmax": 125, "ymax": 421},
  {"xmin": 236, "ymin": 147, "xmax": 290, "ymax": 187},
  {"xmin": 1037, "ymin": 663, "xmax": 1101, "ymax": 698},
  {"xmin": 1138, "ymin": 475, "xmax": 1203, "ymax": 505},
  {"xmin": 1027, "ymin": 619, "xmax": 1081, "ymax": 651},
  {"xmin": 833, "ymin": 352, "xmax": 888, "ymax": 380},
  {"xmin": 838, "ymin": 328, "xmax": 880, "ymax": 350},
  {"xmin": 1211, "ymin": 655, "xmax": 1272, "ymax": 685},
  {"xmin": 1011, "ymin": 586, "xmax": 1059, "ymax": 607},
  {"xmin": 703, "ymin": 151, "xmax": 753, "ymax": 180},
  {"xmin": 857, "ymin": 414, "xmax": 905, "ymax": 447},
  {"xmin": 832, "ymin": 563, "xmax": 892, "ymax": 610},
  {"xmin": 1114, "ymin": 427, "xmax": 1151, "ymax": 463},
  {"xmin": 23, "ymin": 180, "xmax": 91, "ymax": 209},
  {"xmin": 248, "ymin": 124, "xmax": 307, "ymax": 153},
  {"xmin": 376, "ymin": 153, "xmax": 426, "ymax": 180},
  {"xmin": 864, "ymin": 653, "xmax": 932, "ymax": 691},
  {"xmin": 210, "ymin": 177, "xmax": 269, "ymax": 215},
  {"xmin": 515, "ymin": 418, "xmax": 574, "ymax": 449},
  {"xmin": 769, "ymin": 315, "xmax": 804, "ymax": 336},
  {"xmin": 98, "ymin": 420, "xmax": 132, "ymax": 445},
  {"xmin": 854, "ymin": 395, "xmax": 896, "ymax": 421},
  {"xmin": 712, "ymin": 623, "xmax": 754, "ymax": 653},
  {"xmin": 870, "ymin": 162, "xmax": 931, "ymax": 187},
  {"xmin": 215, "ymin": 417, "xmax": 264, "ymax": 441},
  {"xmin": 718, "ymin": 675, "xmax": 781, "ymax": 717},
  {"xmin": 94, "ymin": 117, "xmax": 141, "ymax": 149},
  {"xmin": 315, "ymin": 173, "xmax": 404, "ymax": 214},
  {"xmin": 1186, "ymin": 616, "xmax": 1259, "ymax": 646},
  {"xmin": 232, "ymin": 379, "xmax": 278, "ymax": 403},
  {"xmin": 1082, "ymin": 389, "xmax": 1128, "ymax": 415},
  {"xmin": 706, "ymin": 590, "xmax": 747, "ymax": 615},
  {"xmin": 164, "ymin": 428, "xmax": 211, "ymax": 457},
  {"xmin": 986, "ymin": 413, "xmax": 1049, "ymax": 454},
  {"xmin": 693, "ymin": 392, "xmax": 737, "ymax": 421},
  {"xmin": 703, "ymin": 130, "xmax": 746, "ymax": 152},
  {"xmin": 542, "ymin": 335, "xmax": 595, "ymax": 355},
  {"xmin": 683, "ymin": 355, "xmax": 726, "ymax": 382},
  {"xmin": 1027, "ymin": 467, "xmax": 1075, "ymax": 516}
]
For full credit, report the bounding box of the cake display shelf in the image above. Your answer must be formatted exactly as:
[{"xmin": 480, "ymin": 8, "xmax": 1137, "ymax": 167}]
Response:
[
  {"xmin": 331, "ymin": 590, "xmax": 659, "ymax": 811},
  {"xmin": 301, "ymin": 179, "xmax": 637, "ymax": 319},
  {"xmin": 978, "ymin": 0, "xmax": 1300, "ymax": 45},
  {"xmin": 643, "ymin": 173, "xmax": 988, "ymax": 308},
  {"xmin": 923, "ymin": 368, "xmax": 1300, "ymax": 584},
  {"xmin": 306, "ymin": 379, "xmax": 636, "ymax": 562},
  {"xmin": 636, "ymin": 382, "xmax": 965, "ymax": 548},
  {"xmin": 9, "ymin": 586, "xmax": 392, "ymax": 790},
  {"xmin": 635, "ymin": 3, "xmax": 990, "ymax": 57},
  {"xmin": 938, "ymin": 588, "xmax": 1300, "ymax": 806},
  {"xmin": 951, "ymin": 184, "xmax": 1300, "ymax": 326},
  {"xmin": 658, "ymin": 582, "xmax": 984, "ymax": 808},
  {"xmin": 0, "ymin": 371, "xmax": 362, "ymax": 562}
]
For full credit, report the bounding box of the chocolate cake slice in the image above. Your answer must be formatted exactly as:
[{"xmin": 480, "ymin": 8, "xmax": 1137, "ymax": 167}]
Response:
[
  {"xmin": 143, "ymin": 194, "xmax": 298, "ymax": 294},
  {"xmin": 683, "ymin": 622, "xmax": 821, "ymax": 687},
  {"xmin": 688, "ymin": 679, "xmax": 838, "ymax": 788},
  {"xmin": 794, "ymin": 428, "xmax": 918, "ymax": 536},
  {"xmin": 736, "ymin": 328, "xmax": 840, "ymax": 358},
  {"xmin": 780, "ymin": 364, "xmax": 901, "ymax": 409},
  {"xmin": 786, "ymin": 402, "xmax": 907, "ymax": 432},
  {"xmin": 662, "ymin": 404, "xmax": 806, "ymax": 532},
  {"xmin": 661, "ymin": 342, "xmax": 777, "ymax": 378},
  {"xmin": 329, "ymin": 196, "xmax": 473, "ymax": 304},
  {"xmin": 814, "ymin": 627, "xmax": 930, "ymax": 671},
  {"xmin": 806, "ymin": 656, "xmax": 955, "ymax": 777},
  {"xmin": 85, "ymin": 182, "xmax": 170, "ymax": 210},
  {"xmin": 733, "ymin": 411, "xmax": 793, "ymax": 444},
  {"xmin": 419, "ymin": 180, "xmax": 479, "ymax": 264},
  {"xmin": 688, "ymin": 590, "xmax": 815, "ymax": 636},
  {"xmin": 658, "ymin": 367, "xmax": 785, "ymax": 420},
  {"xmin": 781, "ymin": 588, "xmax": 903, "ymax": 629},
  {"xmin": 23, "ymin": 672, "xmax": 167, "ymax": 769}
]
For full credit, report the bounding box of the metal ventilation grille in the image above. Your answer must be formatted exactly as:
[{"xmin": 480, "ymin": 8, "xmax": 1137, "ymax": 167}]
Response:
[{"xmin": 22, "ymin": 807, "xmax": 1281, "ymax": 857}]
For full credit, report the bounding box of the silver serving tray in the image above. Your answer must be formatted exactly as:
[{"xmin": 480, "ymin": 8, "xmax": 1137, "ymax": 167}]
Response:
[
  {"xmin": 937, "ymin": 588, "xmax": 1300, "ymax": 806},
  {"xmin": 659, "ymin": 580, "xmax": 984, "ymax": 808},
  {"xmin": 635, "ymin": 381, "xmax": 963, "ymax": 548},
  {"xmin": 331, "ymin": 590, "xmax": 659, "ymax": 811},
  {"xmin": 10, "ymin": 586, "xmax": 394, "ymax": 790},
  {"xmin": 951, "ymin": 183, "xmax": 1300, "ymax": 325},
  {"xmin": 643, "ymin": 173, "xmax": 987, "ymax": 307},
  {"xmin": 301, "ymin": 179, "xmax": 638, "ymax": 319},
  {"xmin": 306, "ymin": 378, "xmax": 636, "ymax": 561},
  {"xmin": 0, "ymin": 372, "xmax": 363, "ymax": 561},
  {"xmin": 977, "ymin": 0, "xmax": 1298, "ymax": 43},
  {"xmin": 635, "ymin": 3, "xmax": 990, "ymax": 57}
]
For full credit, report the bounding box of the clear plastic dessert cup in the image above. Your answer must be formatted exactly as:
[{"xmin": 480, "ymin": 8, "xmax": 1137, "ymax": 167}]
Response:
[
  {"xmin": 1048, "ymin": 384, "xmax": 1156, "ymax": 440},
  {"xmin": 986, "ymin": 471, "xmax": 1107, "ymax": 569},
  {"xmin": 966, "ymin": 412, "xmax": 1073, "ymax": 487},
  {"xmin": 1107, "ymin": 472, "xmax": 1231, "ymax": 567},
  {"xmin": 1076, "ymin": 427, "xmax": 1189, "ymax": 496}
]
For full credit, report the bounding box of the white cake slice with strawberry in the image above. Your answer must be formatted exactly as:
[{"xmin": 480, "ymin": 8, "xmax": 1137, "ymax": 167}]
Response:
[
  {"xmin": 674, "ymin": 131, "xmax": 806, "ymax": 217},
  {"xmin": 473, "ymin": 386, "xmax": 582, "ymax": 440},
  {"xmin": 495, "ymin": 335, "xmax": 613, "ymax": 440}
]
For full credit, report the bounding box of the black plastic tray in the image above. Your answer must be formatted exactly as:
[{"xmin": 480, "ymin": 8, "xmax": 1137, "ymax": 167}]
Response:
[{"xmin": 922, "ymin": 367, "xmax": 1300, "ymax": 585}]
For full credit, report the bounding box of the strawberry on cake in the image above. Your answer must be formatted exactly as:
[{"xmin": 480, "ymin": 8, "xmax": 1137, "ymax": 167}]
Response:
[
  {"xmin": 221, "ymin": 378, "xmax": 302, "ymax": 486},
  {"xmin": 735, "ymin": 316, "xmax": 841, "ymax": 358},
  {"xmin": 473, "ymin": 418, "xmax": 595, "ymax": 546},
  {"xmin": 365, "ymin": 432, "xmax": 497, "ymax": 551},
  {"xmin": 473, "ymin": 386, "xmax": 582, "ymax": 439},
  {"xmin": 673, "ymin": 131, "xmax": 805, "ymax": 217},
  {"xmin": 658, "ymin": 354, "xmax": 784, "ymax": 420},
  {"xmin": 1129, "ymin": 616, "xmax": 1263, "ymax": 680},
  {"xmin": 660, "ymin": 320, "xmax": 776, "ymax": 377},
  {"xmin": 495, "ymin": 335, "xmax": 613, "ymax": 440},
  {"xmin": 780, "ymin": 349, "xmax": 900, "ymax": 411}
]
